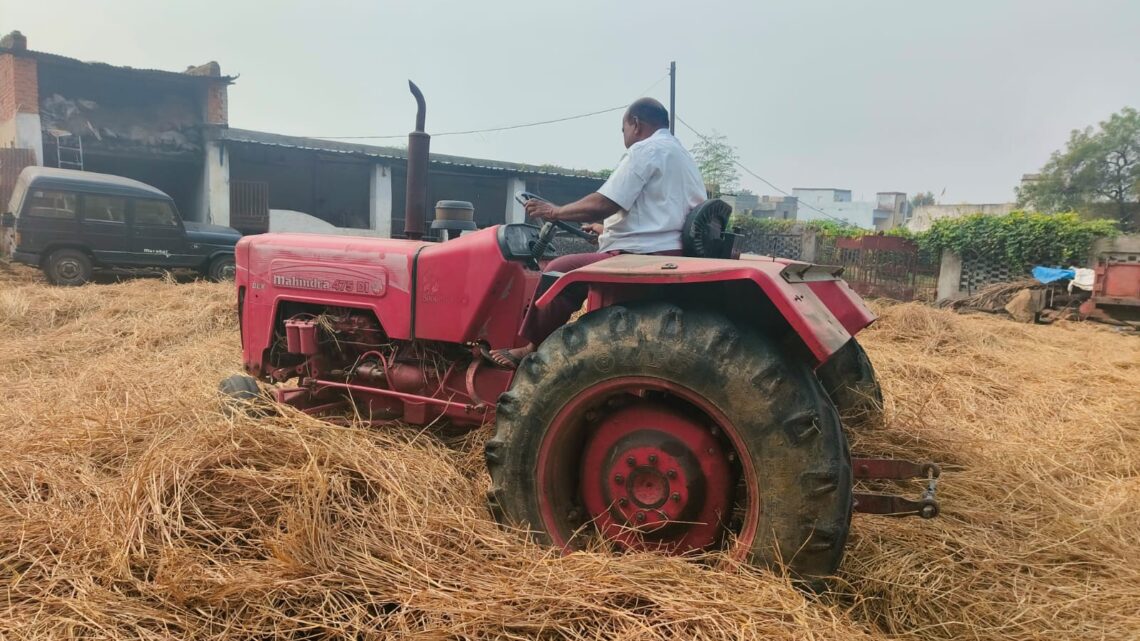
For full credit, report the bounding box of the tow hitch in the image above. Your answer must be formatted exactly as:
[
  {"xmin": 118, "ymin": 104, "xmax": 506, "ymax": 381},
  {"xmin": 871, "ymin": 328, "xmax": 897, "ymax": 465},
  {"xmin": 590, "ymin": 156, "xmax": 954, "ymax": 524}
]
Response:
[{"xmin": 851, "ymin": 457, "xmax": 941, "ymax": 519}]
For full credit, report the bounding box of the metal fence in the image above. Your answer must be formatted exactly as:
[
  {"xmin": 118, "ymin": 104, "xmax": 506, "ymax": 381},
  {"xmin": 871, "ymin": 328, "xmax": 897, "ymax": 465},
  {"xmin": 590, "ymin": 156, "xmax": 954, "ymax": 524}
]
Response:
[
  {"xmin": 229, "ymin": 180, "xmax": 270, "ymax": 234},
  {"xmin": 816, "ymin": 235, "xmax": 939, "ymax": 302}
]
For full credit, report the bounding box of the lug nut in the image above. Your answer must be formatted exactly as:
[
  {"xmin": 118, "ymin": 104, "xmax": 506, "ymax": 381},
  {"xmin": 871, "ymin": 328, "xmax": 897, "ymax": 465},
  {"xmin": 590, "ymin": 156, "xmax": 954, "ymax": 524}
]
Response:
[
  {"xmin": 614, "ymin": 474, "xmax": 624, "ymax": 483},
  {"xmin": 626, "ymin": 456, "xmax": 636, "ymax": 467},
  {"xmin": 635, "ymin": 511, "xmax": 646, "ymax": 522},
  {"xmin": 648, "ymin": 454, "xmax": 657, "ymax": 464},
  {"xmin": 667, "ymin": 470, "xmax": 677, "ymax": 479},
  {"xmin": 671, "ymin": 492, "xmax": 681, "ymax": 502}
]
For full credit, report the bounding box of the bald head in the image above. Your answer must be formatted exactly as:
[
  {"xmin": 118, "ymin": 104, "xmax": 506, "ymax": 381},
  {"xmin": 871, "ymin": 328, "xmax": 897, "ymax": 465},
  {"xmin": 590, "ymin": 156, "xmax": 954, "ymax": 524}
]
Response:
[
  {"xmin": 621, "ymin": 98, "xmax": 670, "ymax": 148},
  {"xmin": 626, "ymin": 98, "xmax": 670, "ymax": 130}
]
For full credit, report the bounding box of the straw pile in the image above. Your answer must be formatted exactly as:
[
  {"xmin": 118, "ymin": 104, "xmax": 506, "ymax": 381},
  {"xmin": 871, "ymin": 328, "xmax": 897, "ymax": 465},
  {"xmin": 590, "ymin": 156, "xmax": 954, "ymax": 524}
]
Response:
[
  {"xmin": 937, "ymin": 279, "xmax": 1042, "ymax": 313},
  {"xmin": 0, "ymin": 262, "xmax": 1137, "ymax": 640}
]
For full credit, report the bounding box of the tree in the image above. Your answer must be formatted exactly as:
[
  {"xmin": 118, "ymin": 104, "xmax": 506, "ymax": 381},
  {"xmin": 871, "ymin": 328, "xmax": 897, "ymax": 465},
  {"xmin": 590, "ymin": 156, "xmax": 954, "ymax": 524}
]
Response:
[
  {"xmin": 1018, "ymin": 107, "xmax": 1140, "ymax": 229},
  {"xmin": 910, "ymin": 191, "xmax": 936, "ymax": 208},
  {"xmin": 690, "ymin": 131, "xmax": 740, "ymax": 195}
]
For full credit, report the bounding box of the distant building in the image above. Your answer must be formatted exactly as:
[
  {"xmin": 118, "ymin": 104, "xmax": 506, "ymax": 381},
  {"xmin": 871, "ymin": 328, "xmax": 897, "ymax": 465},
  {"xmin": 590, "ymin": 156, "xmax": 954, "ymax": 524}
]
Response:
[
  {"xmin": 906, "ymin": 203, "xmax": 1016, "ymax": 232},
  {"xmin": 753, "ymin": 195, "xmax": 797, "ymax": 220},
  {"xmin": 721, "ymin": 192, "xmax": 759, "ymax": 215},
  {"xmin": 791, "ymin": 188, "xmax": 911, "ymax": 230},
  {"xmin": 0, "ymin": 30, "xmax": 603, "ymax": 237},
  {"xmin": 721, "ymin": 192, "xmax": 798, "ymax": 220},
  {"xmin": 874, "ymin": 192, "xmax": 910, "ymax": 231}
]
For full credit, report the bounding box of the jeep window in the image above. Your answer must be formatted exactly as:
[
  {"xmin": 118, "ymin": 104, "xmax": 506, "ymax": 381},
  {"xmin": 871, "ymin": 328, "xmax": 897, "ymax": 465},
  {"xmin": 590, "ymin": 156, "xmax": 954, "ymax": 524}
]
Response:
[
  {"xmin": 134, "ymin": 200, "xmax": 178, "ymax": 226},
  {"xmin": 82, "ymin": 195, "xmax": 127, "ymax": 223},
  {"xmin": 26, "ymin": 190, "xmax": 77, "ymax": 219}
]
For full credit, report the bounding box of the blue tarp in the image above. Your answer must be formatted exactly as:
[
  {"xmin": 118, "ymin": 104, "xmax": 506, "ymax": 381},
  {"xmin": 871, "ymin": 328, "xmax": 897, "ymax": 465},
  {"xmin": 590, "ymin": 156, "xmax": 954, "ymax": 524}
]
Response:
[{"xmin": 1032, "ymin": 266, "xmax": 1076, "ymax": 284}]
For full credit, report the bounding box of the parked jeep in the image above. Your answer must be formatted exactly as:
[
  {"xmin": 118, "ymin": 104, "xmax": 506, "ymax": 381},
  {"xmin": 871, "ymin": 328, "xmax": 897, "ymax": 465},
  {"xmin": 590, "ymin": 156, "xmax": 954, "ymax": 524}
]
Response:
[{"xmin": 1, "ymin": 167, "xmax": 241, "ymax": 285}]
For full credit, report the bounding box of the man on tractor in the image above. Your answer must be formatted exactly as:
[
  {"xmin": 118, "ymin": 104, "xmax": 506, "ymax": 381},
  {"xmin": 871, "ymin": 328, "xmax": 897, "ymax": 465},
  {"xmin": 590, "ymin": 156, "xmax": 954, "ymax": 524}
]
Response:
[{"xmin": 486, "ymin": 97, "xmax": 707, "ymax": 369}]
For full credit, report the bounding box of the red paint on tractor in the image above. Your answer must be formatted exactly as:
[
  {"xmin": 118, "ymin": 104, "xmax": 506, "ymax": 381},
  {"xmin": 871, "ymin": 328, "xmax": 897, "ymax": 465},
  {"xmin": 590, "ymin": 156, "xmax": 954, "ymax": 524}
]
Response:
[{"xmin": 536, "ymin": 253, "xmax": 876, "ymax": 365}]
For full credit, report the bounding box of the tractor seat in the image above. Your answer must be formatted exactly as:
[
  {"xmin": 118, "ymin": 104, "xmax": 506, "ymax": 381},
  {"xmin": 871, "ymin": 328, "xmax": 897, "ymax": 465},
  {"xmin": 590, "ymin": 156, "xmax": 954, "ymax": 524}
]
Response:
[{"xmin": 681, "ymin": 199, "xmax": 741, "ymax": 259}]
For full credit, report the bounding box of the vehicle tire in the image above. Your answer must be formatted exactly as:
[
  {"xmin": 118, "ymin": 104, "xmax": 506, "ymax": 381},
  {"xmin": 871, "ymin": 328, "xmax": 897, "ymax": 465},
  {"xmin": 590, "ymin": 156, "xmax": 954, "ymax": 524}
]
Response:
[
  {"xmin": 218, "ymin": 374, "xmax": 269, "ymax": 417},
  {"xmin": 816, "ymin": 339, "xmax": 883, "ymax": 427},
  {"xmin": 486, "ymin": 302, "xmax": 852, "ymax": 579},
  {"xmin": 44, "ymin": 248, "xmax": 93, "ymax": 286},
  {"xmin": 207, "ymin": 254, "xmax": 236, "ymax": 282}
]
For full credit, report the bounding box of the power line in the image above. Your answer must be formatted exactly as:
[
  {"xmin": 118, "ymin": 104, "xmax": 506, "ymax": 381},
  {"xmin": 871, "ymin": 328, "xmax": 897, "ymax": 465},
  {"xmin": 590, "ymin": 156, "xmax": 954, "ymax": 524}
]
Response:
[
  {"xmin": 313, "ymin": 104, "xmax": 628, "ymax": 140},
  {"xmin": 676, "ymin": 115, "xmax": 853, "ymax": 225},
  {"xmin": 304, "ymin": 72, "xmax": 671, "ymax": 142}
]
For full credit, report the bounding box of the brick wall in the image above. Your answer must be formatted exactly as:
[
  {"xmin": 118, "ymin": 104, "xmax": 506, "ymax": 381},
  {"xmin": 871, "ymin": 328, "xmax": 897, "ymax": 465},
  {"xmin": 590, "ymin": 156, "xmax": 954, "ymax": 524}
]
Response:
[
  {"xmin": 0, "ymin": 53, "xmax": 39, "ymax": 121},
  {"xmin": 186, "ymin": 61, "xmax": 228, "ymax": 126},
  {"xmin": 206, "ymin": 83, "xmax": 228, "ymax": 125}
]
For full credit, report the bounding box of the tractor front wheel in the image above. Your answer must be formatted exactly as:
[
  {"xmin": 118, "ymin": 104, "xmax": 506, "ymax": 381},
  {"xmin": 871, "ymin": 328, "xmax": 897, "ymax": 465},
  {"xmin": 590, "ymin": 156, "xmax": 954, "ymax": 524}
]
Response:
[
  {"xmin": 486, "ymin": 303, "xmax": 852, "ymax": 579},
  {"xmin": 816, "ymin": 339, "xmax": 883, "ymax": 426}
]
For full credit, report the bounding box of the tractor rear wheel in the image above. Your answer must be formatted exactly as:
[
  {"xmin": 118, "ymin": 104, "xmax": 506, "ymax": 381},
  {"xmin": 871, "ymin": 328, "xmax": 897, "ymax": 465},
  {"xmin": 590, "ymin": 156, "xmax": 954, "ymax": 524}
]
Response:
[
  {"xmin": 485, "ymin": 302, "xmax": 852, "ymax": 579},
  {"xmin": 816, "ymin": 339, "xmax": 883, "ymax": 426}
]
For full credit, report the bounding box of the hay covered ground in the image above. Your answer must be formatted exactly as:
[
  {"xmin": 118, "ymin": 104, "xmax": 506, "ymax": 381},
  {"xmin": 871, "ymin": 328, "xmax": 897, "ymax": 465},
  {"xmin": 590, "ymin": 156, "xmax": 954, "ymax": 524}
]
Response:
[{"xmin": 0, "ymin": 263, "xmax": 1137, "ymax": 640}]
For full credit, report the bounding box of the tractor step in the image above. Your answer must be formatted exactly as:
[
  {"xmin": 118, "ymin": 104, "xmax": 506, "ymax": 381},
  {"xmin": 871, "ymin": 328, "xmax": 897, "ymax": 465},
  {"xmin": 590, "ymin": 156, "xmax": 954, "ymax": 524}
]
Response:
[{"xmin": 851, "ymin": 456, "xmax": 940, "ymax": 519}]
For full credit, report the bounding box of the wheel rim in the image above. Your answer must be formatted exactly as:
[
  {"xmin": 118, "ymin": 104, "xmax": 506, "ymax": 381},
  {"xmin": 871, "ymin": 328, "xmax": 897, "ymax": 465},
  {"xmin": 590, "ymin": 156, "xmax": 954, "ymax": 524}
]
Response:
[
  {"xmin": 535, "ymin": 377, "xmax": 760, "ymax": 558},
  {"xmin": 56, "ymin": 258, "xmax": 82, "ymax": 280},
  {"xmin": 217, "ymin": 263, "xmax": 236, "ymax": 280}
]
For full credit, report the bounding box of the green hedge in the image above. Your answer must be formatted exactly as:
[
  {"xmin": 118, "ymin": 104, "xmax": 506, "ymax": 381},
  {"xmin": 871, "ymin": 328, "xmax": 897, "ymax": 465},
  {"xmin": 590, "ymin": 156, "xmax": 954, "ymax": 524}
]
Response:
[
  {"xmin": 919, "ymin": 212, "xmax": 1117, "ymax": 269},
  {"xmin": 731, "ymin": 211, "xmax": 1117, "ymax": 270}
]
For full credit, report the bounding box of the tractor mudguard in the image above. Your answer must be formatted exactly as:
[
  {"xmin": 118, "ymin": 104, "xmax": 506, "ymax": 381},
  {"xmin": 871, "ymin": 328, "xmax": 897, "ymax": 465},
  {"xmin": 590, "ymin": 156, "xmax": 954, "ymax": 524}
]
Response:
[{"xmin": 534, "ymin": 253, "xmax": 875, "ymax": 366}]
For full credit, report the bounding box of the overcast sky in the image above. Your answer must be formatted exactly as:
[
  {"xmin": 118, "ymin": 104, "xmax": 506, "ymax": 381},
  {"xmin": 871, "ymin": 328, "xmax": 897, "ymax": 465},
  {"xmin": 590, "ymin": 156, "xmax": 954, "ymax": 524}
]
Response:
[{"xmin": 4, "ymin": 0, "xmax": 1140, "ymax": 204}]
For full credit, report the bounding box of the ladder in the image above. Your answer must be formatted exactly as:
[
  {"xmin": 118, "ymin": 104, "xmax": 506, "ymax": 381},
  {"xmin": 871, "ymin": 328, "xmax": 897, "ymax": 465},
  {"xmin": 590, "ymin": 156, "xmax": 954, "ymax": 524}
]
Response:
[{"xmin": 47, "ymin": 130, "xmax": 84, "ymax": 171}]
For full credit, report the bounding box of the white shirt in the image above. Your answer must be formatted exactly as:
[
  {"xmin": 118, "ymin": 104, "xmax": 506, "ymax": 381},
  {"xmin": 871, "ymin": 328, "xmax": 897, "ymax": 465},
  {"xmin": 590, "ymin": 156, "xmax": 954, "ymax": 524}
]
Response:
[{"xmin": 596, "ymin": 129, "xmax": 707, "ymax": 253}]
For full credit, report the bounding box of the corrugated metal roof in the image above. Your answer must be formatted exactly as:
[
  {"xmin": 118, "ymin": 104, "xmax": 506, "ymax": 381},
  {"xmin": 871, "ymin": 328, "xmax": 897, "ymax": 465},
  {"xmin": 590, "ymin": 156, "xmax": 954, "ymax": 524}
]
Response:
[
  {"xmin": 219, "ymin": 128, "xmax": 606, "ymax": 181},
  {"xmin": 1, "ymin": 47, "xmax": 234, "ymax": 85}
]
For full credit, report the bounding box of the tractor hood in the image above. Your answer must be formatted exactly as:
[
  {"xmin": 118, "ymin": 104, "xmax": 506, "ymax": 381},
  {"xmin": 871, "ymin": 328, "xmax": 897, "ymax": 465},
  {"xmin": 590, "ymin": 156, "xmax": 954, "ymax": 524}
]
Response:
[{"xmin": 185, "ymin": 221, "xmax": 242, "ymax": 245}]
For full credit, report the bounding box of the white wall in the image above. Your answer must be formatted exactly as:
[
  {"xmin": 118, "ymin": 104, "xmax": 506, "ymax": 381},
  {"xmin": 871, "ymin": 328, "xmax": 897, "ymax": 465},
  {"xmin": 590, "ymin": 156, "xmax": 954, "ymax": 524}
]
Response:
[
  {"xmin": 906, "ymin": 203, "xmax": 1015, "ymax": 232},
  {"xmin": 0, "ymin": 113, "xmax": 44, "ymax": 164},
  {"xmin": 505, "ymin": 176, "xmax": 527, "ymax": 224},
  {"xmin": 201, "ymin": 140, "xmax": 230, "ymax": 225},
  {"xmin": 369, "ymin": 164, "xmax": 393, "ymax": 236}
]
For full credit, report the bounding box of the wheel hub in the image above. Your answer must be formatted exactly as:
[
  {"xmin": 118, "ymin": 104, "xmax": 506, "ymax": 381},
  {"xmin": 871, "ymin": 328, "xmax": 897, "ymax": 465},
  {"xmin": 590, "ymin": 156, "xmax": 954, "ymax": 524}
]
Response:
[
  {"xmin": 579, "ymin": 402, "xmax": 734, "ymax": 553},
  {"xmin": 58, "ymin": 260, "xmax": 80, "ymax": 279}
]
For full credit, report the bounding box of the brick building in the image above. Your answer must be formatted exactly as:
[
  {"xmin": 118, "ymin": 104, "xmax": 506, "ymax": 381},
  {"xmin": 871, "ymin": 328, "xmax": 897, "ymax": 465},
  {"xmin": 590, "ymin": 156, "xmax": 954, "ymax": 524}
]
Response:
[{"xmin": 0, "ymin": 31, "xmax": 604, "ymax": 237}]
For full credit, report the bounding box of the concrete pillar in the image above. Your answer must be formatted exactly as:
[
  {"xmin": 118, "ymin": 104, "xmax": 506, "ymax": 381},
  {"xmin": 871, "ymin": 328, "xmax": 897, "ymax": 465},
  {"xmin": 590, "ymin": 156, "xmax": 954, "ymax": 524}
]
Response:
[
  {"xmin": 201, "ymin": 139, "xmax": 230, "ymax": 226},
  {"xmin": 370, "ymin": 164, "xmax": 393, "ymax": 237},
  {"xmin": 936, "ymin": 250, "xmax": 964, "ymax": 302},
  {"xmin": 800, "ymin": 228, "xmax": 817, "ymax": 262},
  {"xmin": 505, "ymin": 176, "xmax": 527, "ymax": 224}
]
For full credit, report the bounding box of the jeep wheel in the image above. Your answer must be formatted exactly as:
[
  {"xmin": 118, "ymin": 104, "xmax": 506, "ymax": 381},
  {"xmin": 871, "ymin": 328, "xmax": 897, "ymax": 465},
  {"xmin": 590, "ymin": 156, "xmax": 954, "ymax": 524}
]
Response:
[
  {"xmin": 486, "ymin": 302, "xmax": 852, "ymax": 579},
  {"xmin": 45, "ymin": 249, "xmax": 93, "ymax": 286},
  {"xmin": 207, "ymin": 255, "xmax": 236, "ymax": 282}
]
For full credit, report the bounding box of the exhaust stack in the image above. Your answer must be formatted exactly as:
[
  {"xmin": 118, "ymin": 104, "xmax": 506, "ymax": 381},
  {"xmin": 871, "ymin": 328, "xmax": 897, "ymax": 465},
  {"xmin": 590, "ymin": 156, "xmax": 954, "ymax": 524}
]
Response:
[{"xmin": 403, "ymin": 80, "xmax": 429, "ymax": 240}]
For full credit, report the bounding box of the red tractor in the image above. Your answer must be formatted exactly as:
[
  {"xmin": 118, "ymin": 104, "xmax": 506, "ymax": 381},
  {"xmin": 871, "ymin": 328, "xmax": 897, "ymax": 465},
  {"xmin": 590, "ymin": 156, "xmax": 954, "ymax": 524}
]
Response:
[{"xmin": 222, "ymin": 83, "xmax": 939, "ymax": 579}]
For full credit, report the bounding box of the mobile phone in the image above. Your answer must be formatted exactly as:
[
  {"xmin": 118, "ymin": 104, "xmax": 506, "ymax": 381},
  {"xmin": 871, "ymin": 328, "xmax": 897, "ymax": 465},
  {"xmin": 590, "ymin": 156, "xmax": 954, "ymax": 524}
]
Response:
[{"xmin": 514, "ymin": 191, "xmax": 551, "ymax": 206}]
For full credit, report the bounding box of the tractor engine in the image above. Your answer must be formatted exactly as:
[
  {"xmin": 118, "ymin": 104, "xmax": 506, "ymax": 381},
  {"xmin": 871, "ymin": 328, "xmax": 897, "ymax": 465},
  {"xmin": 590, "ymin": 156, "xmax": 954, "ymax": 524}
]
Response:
[{"xmin": 264, "ymin": 306, "xmax": 505, "ymax": 427}]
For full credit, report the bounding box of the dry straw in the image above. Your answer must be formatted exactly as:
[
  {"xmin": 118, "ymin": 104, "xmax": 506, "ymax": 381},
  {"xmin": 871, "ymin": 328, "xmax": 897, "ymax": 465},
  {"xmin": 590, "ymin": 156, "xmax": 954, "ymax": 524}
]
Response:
[{"xmin": 0, "ymin": 263, "xmax": 1136, "ymax": 640}]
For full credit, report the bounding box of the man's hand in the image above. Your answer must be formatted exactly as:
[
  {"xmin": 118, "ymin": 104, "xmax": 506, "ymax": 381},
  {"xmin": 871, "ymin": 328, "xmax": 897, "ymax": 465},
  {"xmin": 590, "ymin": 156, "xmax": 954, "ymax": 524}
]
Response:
[
  {"xmin": 582, "ymin": 223, "xmax": 603, "ymax": 235},
  {"xmin": 524, "ymin": 199, "xmax": 559, "ymax": 221}
]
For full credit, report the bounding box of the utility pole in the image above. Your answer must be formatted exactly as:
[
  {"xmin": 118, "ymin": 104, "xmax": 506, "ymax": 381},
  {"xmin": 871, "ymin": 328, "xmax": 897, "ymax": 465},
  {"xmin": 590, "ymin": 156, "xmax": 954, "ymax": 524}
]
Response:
[{"xmin": 669, "ymin": 61, "xmax": 676, "ymax": 134}]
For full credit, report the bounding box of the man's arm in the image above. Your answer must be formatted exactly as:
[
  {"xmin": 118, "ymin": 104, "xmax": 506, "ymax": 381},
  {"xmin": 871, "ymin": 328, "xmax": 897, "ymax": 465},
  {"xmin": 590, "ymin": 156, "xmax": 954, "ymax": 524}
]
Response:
[{"xmin": 523, "ymin": 192, "xmax": 621, "ymax": 223}]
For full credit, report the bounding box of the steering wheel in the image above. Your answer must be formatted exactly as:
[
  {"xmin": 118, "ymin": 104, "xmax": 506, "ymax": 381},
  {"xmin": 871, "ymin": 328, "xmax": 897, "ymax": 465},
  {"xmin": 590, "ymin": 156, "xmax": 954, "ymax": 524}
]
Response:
[{"xmin": 530, "ymin": 219, "xmax": 597, "ymax": 263}]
